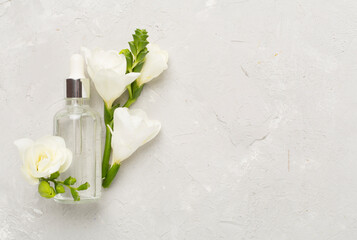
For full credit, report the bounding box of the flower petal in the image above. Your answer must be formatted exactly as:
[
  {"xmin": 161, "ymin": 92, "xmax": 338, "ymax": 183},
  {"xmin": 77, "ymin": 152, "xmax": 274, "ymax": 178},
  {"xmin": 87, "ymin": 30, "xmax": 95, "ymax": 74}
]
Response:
[
  {"xmin": 136, "ymin": 44, "xmax": 168, "ymax": 86},
  {"xmin": 15, "ymin": 136, "xmax": 72, "ymax": 184},
  {"xmin": 82, "ymin": 48, "xmax": 127, "ymax": 75},
  {"xmin": 82, "ymin": 47, "xmax": 141, "ymax": 106},
  {"xmin": 111, "ymin": 108, "xmax": 161, "ymax": 163},
  {"xmin": 58, "ymin": 149, "xmax": 73, "ymax": 173},
  {"xmin": 36, "ymin": 135, "xmax": 66, "ymax": 150},
  {"xmin": 92, "ymin": 69, "xmax": 140, "ymax": 107},
  {"xmin": 21, "ymin": 167, "xmax": 39, "ymax": 185}
]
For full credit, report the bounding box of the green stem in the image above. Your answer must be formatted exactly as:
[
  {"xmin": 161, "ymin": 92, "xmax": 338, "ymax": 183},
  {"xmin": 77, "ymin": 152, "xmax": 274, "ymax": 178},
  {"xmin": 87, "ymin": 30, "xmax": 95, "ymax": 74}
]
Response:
[
  {"xmin": 126, "ymin": 85, "xmax": 133, "ymax": 99},
  {"xmin": 123, "ymin": 98, "xmax": 136, "ymax": 108},
  {"xmin": 102, "ymin": 163, "xmax": 120, "ymax": 188},
  {"xmin": 102, "ymin": 121, "xmax": 113, "ymax": 178},
  {"xmin": 102, "ymin": 103, "xmax": 114, "ymax": 179},
  {"xmin": 101, "ymin": 82, "xmax": 144, "ymax": 186},
  {"xmin": 104, "ymin": 102, "xmax": 113, "ymax": 124},
  {"xmin": 46, "ymin": 179, "xmax": 73, "ymax": 190},
  {"xmin": 131, "ymin": 61, "xmax": 138, "ymax": 71}
]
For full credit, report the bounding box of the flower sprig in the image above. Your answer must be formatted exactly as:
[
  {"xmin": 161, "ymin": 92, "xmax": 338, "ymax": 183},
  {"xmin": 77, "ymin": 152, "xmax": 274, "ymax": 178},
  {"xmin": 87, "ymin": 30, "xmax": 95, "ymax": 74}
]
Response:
[
  {"xmin": 101, "ymin": 29, "xmax": 151, "ymax": 179},
  {"xmin": 122, "ymin": 29, "xmax": 149, "ymax": 73},
  {"xmin": 102, "ymin": 108, "xmax": 161, "ymax": 188},
  {"xmin": 82, "ymin": 28, "xmax": 168, "ymax": 188},
  {"xmin": 38, "ymin": 171, "xmax": 89, "ymax": 201},
  {"xmin": 14, "ymin": 135, "xmax": 91, "ymax": 202},
  {"xmin": 121, "ymin": 29, "xmax": 149, "ymax": 107}
]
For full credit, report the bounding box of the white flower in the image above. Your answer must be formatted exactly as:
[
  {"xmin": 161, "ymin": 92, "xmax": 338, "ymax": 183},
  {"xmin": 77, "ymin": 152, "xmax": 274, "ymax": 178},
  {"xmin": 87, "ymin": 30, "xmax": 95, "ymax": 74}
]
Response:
[
  {"xmin": 136, "ymin": 44, "xmax": 168, "ymax": 86},
  {"xmin": 111, "ymin": 107, "xmax": 161, "ymax": 163},
  {"xmin": 14, "ymin": 136, "xmax": 72, "ymax": 184},
  {"xmin": 82, "ymin": 47, "xmax": 140, "ymax": 108}
]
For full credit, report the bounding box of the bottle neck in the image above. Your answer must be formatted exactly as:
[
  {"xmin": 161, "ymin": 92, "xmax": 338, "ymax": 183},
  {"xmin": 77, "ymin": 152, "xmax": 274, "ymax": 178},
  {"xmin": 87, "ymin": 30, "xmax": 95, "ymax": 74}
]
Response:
[{"xmin": 65, "ymin": 98, "xmax": 89, "ymax": 106}]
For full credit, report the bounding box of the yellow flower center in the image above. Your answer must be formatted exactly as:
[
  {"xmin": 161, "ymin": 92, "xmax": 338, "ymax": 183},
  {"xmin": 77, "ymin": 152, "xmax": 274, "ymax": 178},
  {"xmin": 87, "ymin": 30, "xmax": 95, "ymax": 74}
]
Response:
[{"xmin": 36, "ymin": 153, "xmax": 50, "ymax": 171}]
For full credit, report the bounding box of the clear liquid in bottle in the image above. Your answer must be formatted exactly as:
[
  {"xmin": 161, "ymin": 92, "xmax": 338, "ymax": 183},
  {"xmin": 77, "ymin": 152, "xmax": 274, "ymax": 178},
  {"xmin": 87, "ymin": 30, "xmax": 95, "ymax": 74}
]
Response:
[{"xmin": 53, "ymin": 54, "xmax": 102, "ymax": 203}]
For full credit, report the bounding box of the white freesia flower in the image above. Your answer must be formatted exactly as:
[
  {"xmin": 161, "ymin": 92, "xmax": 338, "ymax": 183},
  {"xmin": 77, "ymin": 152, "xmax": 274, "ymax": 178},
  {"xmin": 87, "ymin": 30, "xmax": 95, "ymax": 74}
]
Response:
[
  {"xmin": 136, "ymin": 44, "xmax": 168, "ymax": 86},
  {"xmin": 14, "ymin": 136, "xmax": 72, "ymax": 184},
  {"xmin": 82, "ymin": 47, "xmax": 140, "ymax": 107},
  {"xmin": 111, "ymin": 107, "xmax": 161, "ymax": 163}
]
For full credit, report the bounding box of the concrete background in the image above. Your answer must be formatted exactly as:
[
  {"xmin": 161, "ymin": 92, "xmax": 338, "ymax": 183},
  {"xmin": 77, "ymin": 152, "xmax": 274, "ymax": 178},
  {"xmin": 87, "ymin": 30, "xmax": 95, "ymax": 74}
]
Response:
[{"xmin": 1, "ymin": 0, "xmax": 357, "ymax": 239}]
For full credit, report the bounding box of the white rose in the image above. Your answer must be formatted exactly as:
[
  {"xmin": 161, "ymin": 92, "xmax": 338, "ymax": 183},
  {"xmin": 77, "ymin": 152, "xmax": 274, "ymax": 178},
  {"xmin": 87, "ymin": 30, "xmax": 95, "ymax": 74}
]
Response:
[
  {"xmin": 136, "ymin": 44, "xmax": 168, "ymax": 86},
  {"xmin": 111, "ymin": 107, "xmax": 161, "ymax": 163},
  {"xmin": 81, "ymin": 47, "xmax": 140, "ymax": 108},
  {"xmin": 14, "ymin": 136, "xmax": 72, "ymax": 184}
]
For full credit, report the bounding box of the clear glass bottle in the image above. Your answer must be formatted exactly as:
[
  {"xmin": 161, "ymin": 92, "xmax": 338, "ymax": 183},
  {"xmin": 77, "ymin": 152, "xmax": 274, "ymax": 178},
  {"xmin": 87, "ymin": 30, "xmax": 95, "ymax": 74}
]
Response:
[{"xmin": 53, "ymin": 54, "xmax": 101, "ymax": 203}]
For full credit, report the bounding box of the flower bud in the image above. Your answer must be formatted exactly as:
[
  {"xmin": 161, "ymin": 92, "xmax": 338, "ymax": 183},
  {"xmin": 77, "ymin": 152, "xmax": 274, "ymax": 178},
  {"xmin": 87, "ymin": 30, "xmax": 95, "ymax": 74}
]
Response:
[
  {"xmin": 38, "ymin": 181, "xmax": 56, "ymax": 198},
  {"xmin": 49, "ymin": 171, "xmax": 60, "ymax": 180},
  {"xmin": 70, "ymin": 188, "xmax": 80, "ymax": 201},
  {"xmin": 77, "ymin": 182, "xmax": 90, "ymax": 191},
  {"xmin": 64, "ymin": 176, "xmax": 76, "ymax": 185},
  {"xmin": 55, "ymin": 184, "xmax": 65, "ymax": 193}
]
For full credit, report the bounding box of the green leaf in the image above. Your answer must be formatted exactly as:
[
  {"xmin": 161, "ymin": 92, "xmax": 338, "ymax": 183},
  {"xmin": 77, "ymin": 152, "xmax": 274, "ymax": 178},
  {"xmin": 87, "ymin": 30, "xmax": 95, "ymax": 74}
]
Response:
[
  {"xmin": 129, "ymin": 41, "xmax": 137, "ymax": 56},
  {"xmin": 131, "ymin": 29, "xmax": 149, "ymax": 56},
  {"xmin": 49, "ymin": 171, "xmax": 60, "ymax": 180},
  {"xmin": 77, "ymin": 182, "xmax": 90, "ymax": 191},
  {"xmin": 120, "ymin": 28, "xmax": 149, "ymax": 75},
  {"xmin": 135, "ymin": 28, "xmax": 147, "ymax": 35},
  {"xmin": 112, "ymin": 103, "xmax": 120, "ymax": 110},
  {"xmin": 102, "ymin": 163, "xmax": 121, "ymax": 188},
  {"xmin": 132, "ymin": 81, "xmax": 144, "ymax": 98},
  {"xmin": 64, "ymin": 176, "xmax": 76, "ymax": 185},
  {"xmin": 123, "ymin": 82, "xmax": 145, "ymax": 108},
  {"xmin": 55, "ymin": 183, "xmax": 65, "ymax": 193},
  {"xmin": 137, "ymin": 40, "xmax": 149, "ymax": 53},
  {"xmin": 132, "ymin": 34, "xmax": 140, "ymax": 44},
  {"xmin": 126, "ymin": 84, "xmax": 133, "ymax": 99},
  {"xmin": 119, "ymin": 49, "xmax": 133, "ymax": 72},
  {"xmin": 135, "ymin": 29, "xmax": 148, "ymax": 41},
  {"xmin": 136, "ymin": 49, "xmax": 148, "ymax": 63},
  {"xmin": 70, "ymin": 188, "xmax": 80, "ymax": 201},
  {"xmin": 118, "ymin": 29, "xmax": 149, "ymax": 108},
  {"xmin": 132, "ymin": 61, "xmax": 145, "ymax": 73},
  {"xmin": 38, "ymin": 181, "xmax": 56, "ymax": 198},
  {"xmin": 104, "ymin": 102, "xmax": 114, "ymax": 124}
]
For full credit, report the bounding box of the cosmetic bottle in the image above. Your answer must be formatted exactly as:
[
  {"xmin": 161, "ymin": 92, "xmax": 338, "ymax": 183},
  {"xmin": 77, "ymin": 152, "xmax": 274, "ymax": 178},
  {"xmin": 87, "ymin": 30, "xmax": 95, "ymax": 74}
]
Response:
[{"xmin": 53, "ymin": 54, "xmax": 102, "ymax": 203}]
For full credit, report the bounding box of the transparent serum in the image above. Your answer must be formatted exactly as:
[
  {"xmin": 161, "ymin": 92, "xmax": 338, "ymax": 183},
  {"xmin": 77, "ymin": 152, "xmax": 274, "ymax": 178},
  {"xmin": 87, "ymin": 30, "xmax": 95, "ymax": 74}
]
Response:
[{"xmin": 53, "ymin": 54, "xmax": 102, "ymax": 203}]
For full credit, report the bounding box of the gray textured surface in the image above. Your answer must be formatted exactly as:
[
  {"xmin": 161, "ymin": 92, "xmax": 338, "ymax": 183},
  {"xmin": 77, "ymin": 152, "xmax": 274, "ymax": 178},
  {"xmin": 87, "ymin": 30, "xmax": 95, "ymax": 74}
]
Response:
[{"xmin": 1, "ymin": 0, "xmax": 357, "ymax": 239}]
